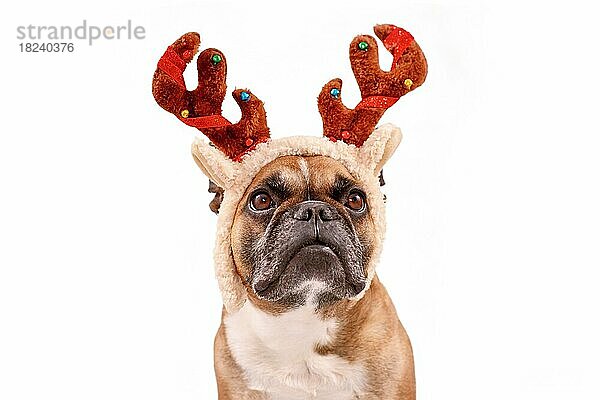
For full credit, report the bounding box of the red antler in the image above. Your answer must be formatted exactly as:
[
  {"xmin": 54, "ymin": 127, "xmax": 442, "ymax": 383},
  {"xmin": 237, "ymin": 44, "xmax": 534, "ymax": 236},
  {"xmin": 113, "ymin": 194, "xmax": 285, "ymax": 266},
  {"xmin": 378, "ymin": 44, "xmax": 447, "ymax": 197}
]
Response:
[
  {"xmin": 318, "ymin": 24, "xmax": 428, "ymax": 146},
  {"xmin": 152, "ymin": 32, "xmax": 270, "ymax": 161}
]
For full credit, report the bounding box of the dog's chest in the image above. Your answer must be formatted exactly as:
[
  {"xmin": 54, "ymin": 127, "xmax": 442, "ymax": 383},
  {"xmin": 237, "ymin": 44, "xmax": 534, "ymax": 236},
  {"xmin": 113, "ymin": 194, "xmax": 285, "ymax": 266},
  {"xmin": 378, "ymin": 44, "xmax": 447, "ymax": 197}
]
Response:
[{"xmin": 224, "ymin": 301, "xmax": 365, "ymax": 399}]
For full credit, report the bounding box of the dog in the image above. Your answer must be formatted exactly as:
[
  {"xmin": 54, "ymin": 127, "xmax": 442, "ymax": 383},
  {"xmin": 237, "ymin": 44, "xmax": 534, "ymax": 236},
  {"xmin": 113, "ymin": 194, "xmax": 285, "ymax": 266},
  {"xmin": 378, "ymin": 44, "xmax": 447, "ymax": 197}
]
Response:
[
  {"xmin": 213, "ymin": 153, "xmax": 416, "ymax": 399},
  {"xmin": 152, "ymin": 24, "xmax": 427, "ymax": 399}
]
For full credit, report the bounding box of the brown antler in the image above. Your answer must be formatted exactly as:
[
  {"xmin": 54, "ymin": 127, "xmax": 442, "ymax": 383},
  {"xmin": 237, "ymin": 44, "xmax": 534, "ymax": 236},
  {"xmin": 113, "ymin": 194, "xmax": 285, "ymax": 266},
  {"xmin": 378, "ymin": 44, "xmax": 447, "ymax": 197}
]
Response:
[
  {"xmin": 152, "ymin": 32, "xmax": 270, "ymax": 161},
  {"xmin": 318, "ymin": 24, "xmax": 427, "ymax": 146}
]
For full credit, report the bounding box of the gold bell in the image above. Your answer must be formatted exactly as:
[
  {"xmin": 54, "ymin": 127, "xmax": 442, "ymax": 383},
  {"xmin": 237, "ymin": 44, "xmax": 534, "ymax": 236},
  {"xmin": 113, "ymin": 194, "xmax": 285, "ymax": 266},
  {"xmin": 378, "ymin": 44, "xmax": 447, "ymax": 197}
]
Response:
[
  {"xmin": 403, "ymin": 79, "xmax": 413, "ymax": 90},
  {"xmin": 180, "ymin": 109, "xmax": 190, "ymax": 118}
]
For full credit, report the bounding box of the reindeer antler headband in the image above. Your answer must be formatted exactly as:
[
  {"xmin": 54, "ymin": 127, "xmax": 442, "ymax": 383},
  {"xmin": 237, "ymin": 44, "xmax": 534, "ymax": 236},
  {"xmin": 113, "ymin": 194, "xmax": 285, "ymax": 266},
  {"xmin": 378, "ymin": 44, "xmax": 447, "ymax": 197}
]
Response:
[
  {"xmin": 152, "ymin": 24, "xmax": 427, "ymax": 160},
  {"xmin": 152, "ymin": 24, "xmax": 427, "ymax": 311}
]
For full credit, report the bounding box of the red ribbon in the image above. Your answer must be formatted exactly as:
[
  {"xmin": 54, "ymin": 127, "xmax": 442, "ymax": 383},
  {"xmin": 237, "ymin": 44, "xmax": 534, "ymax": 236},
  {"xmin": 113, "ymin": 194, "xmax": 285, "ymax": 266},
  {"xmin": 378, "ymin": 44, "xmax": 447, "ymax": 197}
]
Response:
[
  {"xmin": 356, "ymin": 95, "xmax": 399, "ymax": 110},
  {"xmin": 157, "ymin": 47, "xmax": 187, "ymax": 88},
  {"xmin": 178, "ymin": 114, "xmax": 231, "ymax": 129},
  {"xmin": 383, "ymin": 26, "xmax": 414, "ymax": 66}
]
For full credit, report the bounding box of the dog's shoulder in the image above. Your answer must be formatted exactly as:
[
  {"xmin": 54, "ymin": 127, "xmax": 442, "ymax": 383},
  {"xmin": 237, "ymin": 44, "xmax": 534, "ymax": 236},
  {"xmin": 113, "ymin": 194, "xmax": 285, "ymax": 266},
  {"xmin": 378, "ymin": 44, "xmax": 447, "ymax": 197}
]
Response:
[{"xmin": 222, "ymin": 299, "xmax": 366, "ymax": 399}]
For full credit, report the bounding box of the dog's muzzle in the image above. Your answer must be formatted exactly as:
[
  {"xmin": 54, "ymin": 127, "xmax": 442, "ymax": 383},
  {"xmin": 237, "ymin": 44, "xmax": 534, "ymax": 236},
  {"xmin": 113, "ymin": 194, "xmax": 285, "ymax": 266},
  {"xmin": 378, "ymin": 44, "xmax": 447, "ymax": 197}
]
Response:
[{"xmin": 251, "ymin": 200, "xmax": 367, "ymax": 302}]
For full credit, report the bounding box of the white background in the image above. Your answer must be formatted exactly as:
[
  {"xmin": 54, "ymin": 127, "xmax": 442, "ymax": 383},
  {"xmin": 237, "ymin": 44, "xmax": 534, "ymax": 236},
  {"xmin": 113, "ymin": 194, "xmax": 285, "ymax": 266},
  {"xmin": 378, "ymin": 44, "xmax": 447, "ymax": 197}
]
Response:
[{"xmin": 1, "ymin": 0, "xmax": 599, "ymax": 399}]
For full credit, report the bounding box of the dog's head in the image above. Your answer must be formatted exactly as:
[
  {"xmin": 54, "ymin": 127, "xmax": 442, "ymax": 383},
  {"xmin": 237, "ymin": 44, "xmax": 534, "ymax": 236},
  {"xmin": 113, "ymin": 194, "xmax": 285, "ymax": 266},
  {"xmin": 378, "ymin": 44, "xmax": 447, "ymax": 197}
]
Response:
[
  {"xmin": 151, "ymin": 24, "xmax": 426, "ymax": 312},
  {"xmin": 190, "ymin": 127, "xmax": 402, "ymax": 312}
]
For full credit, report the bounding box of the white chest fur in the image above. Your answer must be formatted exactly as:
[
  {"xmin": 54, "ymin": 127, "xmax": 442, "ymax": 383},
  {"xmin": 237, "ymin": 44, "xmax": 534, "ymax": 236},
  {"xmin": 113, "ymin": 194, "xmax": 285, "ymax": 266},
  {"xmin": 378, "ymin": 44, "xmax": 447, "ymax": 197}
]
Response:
[{"xmin": 224, "ymin": 300, "xmax": 366, "ymax": 400}]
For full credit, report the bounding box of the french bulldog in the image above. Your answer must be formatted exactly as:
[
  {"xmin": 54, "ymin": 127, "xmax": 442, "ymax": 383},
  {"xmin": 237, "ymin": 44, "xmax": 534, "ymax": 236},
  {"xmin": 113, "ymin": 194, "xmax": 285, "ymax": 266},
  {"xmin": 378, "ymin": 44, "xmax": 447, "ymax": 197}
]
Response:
[
  {"xmin": 215, "ymin": 154, "xmax": 416, "ymax": 399},
  {"xmin": 152, "ymin": 24, "xmax": 427, "ymax": 399}
]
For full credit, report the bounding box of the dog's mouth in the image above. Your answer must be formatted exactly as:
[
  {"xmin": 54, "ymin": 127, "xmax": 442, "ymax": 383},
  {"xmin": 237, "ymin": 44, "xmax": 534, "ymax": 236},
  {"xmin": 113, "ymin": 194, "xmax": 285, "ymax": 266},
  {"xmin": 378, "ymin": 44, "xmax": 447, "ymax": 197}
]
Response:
[
  {"xmin": 253, "ymin": 244, "xmax": 338, "ymax": 292},
  {"xmin": 252, "ymin": 242, "xmax": 365, "ymax": 301}
]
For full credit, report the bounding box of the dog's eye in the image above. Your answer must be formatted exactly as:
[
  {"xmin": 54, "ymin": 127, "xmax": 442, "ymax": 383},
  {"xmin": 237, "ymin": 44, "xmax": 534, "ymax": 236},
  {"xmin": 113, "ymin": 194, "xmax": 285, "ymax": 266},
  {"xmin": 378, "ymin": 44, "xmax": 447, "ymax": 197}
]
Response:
[
  {"xmin": 250, "ymin": 192, "xmax": 273, "ymax": 211},
  {"xmin": 346, "ymin": 191, "xmax": 366, "ymax": 212}
]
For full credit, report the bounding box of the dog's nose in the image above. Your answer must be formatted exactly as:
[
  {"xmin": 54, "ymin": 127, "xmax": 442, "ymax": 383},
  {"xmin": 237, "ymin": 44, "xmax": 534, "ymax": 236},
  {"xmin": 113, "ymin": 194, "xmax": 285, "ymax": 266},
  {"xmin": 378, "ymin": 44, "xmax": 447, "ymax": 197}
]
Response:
[{"xmin": 292, "ymin": 201, "xmax": 340, "ymax": 222}]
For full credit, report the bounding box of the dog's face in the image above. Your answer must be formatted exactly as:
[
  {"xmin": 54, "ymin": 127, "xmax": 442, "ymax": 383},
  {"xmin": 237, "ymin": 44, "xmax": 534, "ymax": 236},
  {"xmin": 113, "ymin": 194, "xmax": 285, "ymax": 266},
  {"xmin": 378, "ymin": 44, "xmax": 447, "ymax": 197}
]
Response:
[{"xmin": 230, "ymin": 155, "xmax": 376, "ymax": 310}]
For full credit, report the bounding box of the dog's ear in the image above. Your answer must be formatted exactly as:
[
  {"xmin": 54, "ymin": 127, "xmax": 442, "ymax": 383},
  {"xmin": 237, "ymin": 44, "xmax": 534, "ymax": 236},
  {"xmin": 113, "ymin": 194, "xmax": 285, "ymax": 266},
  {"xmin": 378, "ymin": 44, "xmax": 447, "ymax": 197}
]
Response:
[
  {"xmin": 191, "ymin": 139, "xmax": 239, "ymax": 189},
  {"xmin": 356, "ymin": 123, "xmax": 402, "ymax": 176},
  {"xmin": 208, "ymin": 180, "xmax": 224, "ymax": 214}
]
